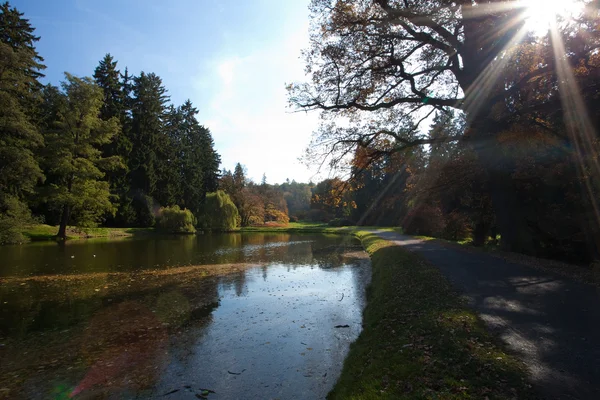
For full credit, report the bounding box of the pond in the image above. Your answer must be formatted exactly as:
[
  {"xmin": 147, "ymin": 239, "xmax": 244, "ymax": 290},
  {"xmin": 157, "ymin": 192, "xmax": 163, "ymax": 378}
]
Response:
[{"xmin": 0, "ymin": 233, "xmax": 371, "ymax": 400}]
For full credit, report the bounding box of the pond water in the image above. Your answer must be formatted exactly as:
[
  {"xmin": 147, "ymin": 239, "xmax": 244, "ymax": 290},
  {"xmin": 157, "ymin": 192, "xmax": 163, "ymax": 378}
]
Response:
[{"xmin": 0, "ymin": 233, "xmax": 371, "ymax": 400}]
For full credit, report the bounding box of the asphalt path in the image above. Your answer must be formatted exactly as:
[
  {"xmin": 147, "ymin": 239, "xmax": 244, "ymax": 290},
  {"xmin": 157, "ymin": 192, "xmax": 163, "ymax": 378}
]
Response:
[{"xmin": 373, "ymin": 230, "xmax": 600, "ymax": 400}]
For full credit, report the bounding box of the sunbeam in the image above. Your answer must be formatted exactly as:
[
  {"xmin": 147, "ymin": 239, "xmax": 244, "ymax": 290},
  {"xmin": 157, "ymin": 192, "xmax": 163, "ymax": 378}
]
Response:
[
  {"xmin": 549, "ymin": 19, "xmax": 600, "ymax": 245},
  {"xmin": 520, "ymin": 0, "xmax": 586, "ymax": 35}
]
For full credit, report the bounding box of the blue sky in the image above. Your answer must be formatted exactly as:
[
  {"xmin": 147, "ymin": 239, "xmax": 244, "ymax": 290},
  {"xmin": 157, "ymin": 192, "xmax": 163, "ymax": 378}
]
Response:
[{"xmin": 15, "ymin": 0, "xmax": 320, "ymax": 183}]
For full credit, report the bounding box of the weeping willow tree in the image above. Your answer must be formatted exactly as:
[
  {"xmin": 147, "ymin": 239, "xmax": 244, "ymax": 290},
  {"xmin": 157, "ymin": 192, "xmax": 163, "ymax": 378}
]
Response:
[{"xmin": 198, "ymin": 190, "xmax": 239, "ymax": 231}]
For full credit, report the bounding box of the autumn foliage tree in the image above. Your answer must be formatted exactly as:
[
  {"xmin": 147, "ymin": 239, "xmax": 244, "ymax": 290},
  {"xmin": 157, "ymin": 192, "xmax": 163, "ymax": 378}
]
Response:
[{"xmin": 290, "ymin": 0, "xmax": 600, "ymax": 262}]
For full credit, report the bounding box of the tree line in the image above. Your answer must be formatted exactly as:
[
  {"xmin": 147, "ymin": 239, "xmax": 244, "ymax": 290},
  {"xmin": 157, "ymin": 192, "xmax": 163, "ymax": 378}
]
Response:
[
  {"xmin": 0, "ymin": 2, "xmax": 221, "ymax": 241},
  {"xmin": 219, "ymin": 163, "xmax": 313, "ymax": 226},
  {"xmin": 289, "ymin": 0, "xmax": 600, "ymax": 264}
]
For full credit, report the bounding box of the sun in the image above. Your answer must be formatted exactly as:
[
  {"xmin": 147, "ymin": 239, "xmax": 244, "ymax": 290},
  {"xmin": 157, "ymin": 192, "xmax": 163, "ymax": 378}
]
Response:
[{"xmin": 519, "ymin": 0, "xmax": 585, "ymax": 35}]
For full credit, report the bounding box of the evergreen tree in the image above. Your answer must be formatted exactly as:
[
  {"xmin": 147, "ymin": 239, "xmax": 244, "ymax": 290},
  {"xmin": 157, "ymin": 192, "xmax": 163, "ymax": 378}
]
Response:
[
  {"xmin": 129, "ymin": 72, "xmax": 169, "ymax": 225},
  {"xmin": 0, "ymin": 2, "xmax": 44, "ymax": 82},
  {"xmin": 93, "ymin": 54, "xmax": 122, "ymax": 121},
  {"xmin": 156, "ymin": 104, "xmax": 183, "ymax": 207},
  {"xmin": 198, "ymin": 125, "xmax": 220, "ymax": 194},
  {"xmin": 40, "ymin": 74, "xmax": 121, "ymax": 239},
  {"xmin": 0, "ymin": 2, "xmax": 45, "ymax": 243},
  {"xmin": 175, "ymin": 100, "xmax": 221, "ymax": 215},
  {"xmin": 93, "ymin": 54, "xmax": 134, "ymax": 225}
]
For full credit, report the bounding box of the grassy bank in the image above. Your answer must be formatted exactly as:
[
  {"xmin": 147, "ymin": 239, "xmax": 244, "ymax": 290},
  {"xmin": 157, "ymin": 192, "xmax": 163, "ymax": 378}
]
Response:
[
  {"xmin": 329, "ymin": 231, "xmax": 534, "ymax": 399},
  {"xmin": 22, "ymin": 224, "xmax": 153, "ymax": 241},
  {"xmin": 238, "ymin": 222, "xmax": 398, "ymax": 235}
]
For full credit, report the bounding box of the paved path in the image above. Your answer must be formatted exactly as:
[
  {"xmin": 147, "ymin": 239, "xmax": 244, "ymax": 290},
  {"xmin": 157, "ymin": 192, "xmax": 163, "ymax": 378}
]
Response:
[{"xmin": 373, "ymin": 231, "xmax": 600, "ymax": 400}]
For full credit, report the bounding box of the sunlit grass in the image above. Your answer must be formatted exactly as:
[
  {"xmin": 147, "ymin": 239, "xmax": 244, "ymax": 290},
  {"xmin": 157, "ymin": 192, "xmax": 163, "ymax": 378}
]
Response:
[
  {"xmin": 21, "ymin": 224, "xmax": 153, "ymax": 241},
  {"xmin": 328, "ymin": 232, "xmax": 533, "ymax": 399}
]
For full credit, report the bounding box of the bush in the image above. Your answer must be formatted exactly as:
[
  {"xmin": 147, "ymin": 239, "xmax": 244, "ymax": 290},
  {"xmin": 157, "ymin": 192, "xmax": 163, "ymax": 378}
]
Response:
[
  {"xmin": 264, "ymin": 204, "xmax": 289, "ymax": 224},
  {"xmin": 156, "ymin": 206, "xmax": 196, "ymax": 234},
  {"xmin": 289, "ymin": 215, "xmax": 299, "ymax": 223},
  {"xmin": 198, "ymin": 191, "xmax": 239, "ymax": 231},
  {"xmin": 328, "ymin": 218, "xmax": 355, "ymax": 227},
  {"xmin": 0, "ymin": 195, "xmax": 31, "ymax": 244},
  {"xmin": 442, "ymin": 211, "xmax": 472, "ymax": 241},
  {"xmin": 403, "ymin": 205, "xmax": 445, "ymax": 237}
]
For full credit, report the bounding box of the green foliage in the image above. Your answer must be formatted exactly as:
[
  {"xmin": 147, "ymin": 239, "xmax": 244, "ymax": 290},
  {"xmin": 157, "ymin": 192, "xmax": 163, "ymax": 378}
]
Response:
[
  {"xmin": 199, "ymin": 190, "xmax": 239, "ymax": 231},
  {"xmin": 0, "ymin": 3, "xmax": 45, "ymax": 238},
  {"xmin": 0, "ymin": 3, "xmax": 226, "ymax": 239},
  {"xmin": 129, "ymin": 72, "xmax": 168, "ymax": 201},
  {"xmin": 131, "ymin": 194, "xmax": 156, "ymax": 227},
  {"xmin": 93, "ymin": 53, "xmax": 133, "ymax": 226},
  {"xmin": 0, "ymin": 194, "xmax": 31, "ymax": 244},
  {"xmin": 39, "ymin": 73, "xmax": 122, "ymax": 237},
  {"xmin": 156, "ymin": 205, "xmax": 195, "ymax": 234}
]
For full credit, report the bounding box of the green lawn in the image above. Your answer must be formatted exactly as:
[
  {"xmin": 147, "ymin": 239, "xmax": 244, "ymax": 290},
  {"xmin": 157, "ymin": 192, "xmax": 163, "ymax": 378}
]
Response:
[
  {"xmin": 22, "ymin": 224, "xmax": 153, "ymax": 241},
  {"xmin": 238, "ymin": 222, "xmax": 398, "ymax": 235},
  {"xmin": 327, "ymin": 231, "xmax": 534, "ymax": 399}
]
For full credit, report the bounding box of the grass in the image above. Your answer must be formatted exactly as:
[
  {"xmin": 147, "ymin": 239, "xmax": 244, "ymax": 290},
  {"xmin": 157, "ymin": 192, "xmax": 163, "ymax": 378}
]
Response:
[
  {"xmin": 239, "ymin": 222, "xmax": 398, "ymax": 235},
  {"xmin": 328, "ymin": 231, "xmax": 534, "ymax": 399},
  {"xmin": 22, "ymin": 224, "xmax": 153, "ymax": 241}
]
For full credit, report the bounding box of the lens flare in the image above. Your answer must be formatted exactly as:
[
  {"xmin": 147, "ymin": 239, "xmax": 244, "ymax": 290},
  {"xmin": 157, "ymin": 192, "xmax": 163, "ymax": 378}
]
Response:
[{"xmin": 520, "ymin": 0, "xmax": 585, "ymax": 35}]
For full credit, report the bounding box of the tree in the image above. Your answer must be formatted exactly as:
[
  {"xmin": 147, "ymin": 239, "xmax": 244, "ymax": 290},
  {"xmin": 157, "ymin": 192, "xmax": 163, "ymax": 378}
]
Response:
[
  {"xmin": 199, "ymin": 190, "xmax": 239, "ymax": 231},
  {"xmin": 156, "ymin": 205, "xmax": 195, "ymax": 233},
  {"xmin": 40, "ymin": 74, "xmax": 121, "ymax": 239},
  {"xmin": 277, "ymin": 180, "xmax": 312, "ymax": 218},
  {"xmin": 289, "ymin": 0, "xmax": 600, "ymax": 254},
  {"xmin": 155, "ymin": 104, "xmax": 183, "ymax": 207},
  {"xmin": 177, "ymin": 100, "xmax": 221, "ymax": 215},
  {"xmin": 93, "ymin": 54, "xmax": 134, "ymax": 225},
  {"xmin": 129, "ymin": 72, "xmax": 169, "ymax": 223},
  {"xmin": 0, "ymin": 2, "xmax": 45, "ymax": 243}
]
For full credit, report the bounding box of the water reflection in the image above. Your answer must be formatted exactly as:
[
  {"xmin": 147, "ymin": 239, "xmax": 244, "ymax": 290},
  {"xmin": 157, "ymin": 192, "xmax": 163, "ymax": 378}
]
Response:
[
  {"xmin": 0, "ymin": 234, "xmax": 369, "ymax": 400},
  {"xmin": 0, "ymin": 233, "xmax": 356, "ymax": 277}
]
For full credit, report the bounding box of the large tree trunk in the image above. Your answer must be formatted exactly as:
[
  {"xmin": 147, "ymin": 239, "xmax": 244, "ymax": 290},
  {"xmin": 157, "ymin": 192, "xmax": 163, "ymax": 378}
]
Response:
[{"xmin": 57, "ymin": 204, "xmax": 71, "ymax": 240}]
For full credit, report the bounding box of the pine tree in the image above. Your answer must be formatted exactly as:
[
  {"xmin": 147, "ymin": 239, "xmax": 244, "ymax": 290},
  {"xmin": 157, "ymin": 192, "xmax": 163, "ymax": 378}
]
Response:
[
  {"xmin": 198, "ymin": 126, "xmax": 220, "ymax": 194},
  {"xmin": 129, "ymin": 72, "xmax": 169, "ymax": 225},
  {"xmin": 175, "ymin": 100, "xmax": 221, "ymax": 215},
  {"xmin": 40, "ymin": 73, "xmax": 121, "ymax": 239},
  {"xmin": 0, "ymin": 2, "xmax": 45, "ymax": 243},
  {"xmin": 93, "ymin": 54, "xmax": 133, "ymax": 225},
  {"xmin": 155, "ymin": 104, "xmax": 183, "ymax": 207}
]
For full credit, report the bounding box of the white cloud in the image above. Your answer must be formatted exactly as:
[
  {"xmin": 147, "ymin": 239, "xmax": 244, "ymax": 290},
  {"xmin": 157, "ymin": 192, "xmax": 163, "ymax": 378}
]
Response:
[{"xmin": 193, "ymin": 22, "xmax": 321, "ymax": 184}]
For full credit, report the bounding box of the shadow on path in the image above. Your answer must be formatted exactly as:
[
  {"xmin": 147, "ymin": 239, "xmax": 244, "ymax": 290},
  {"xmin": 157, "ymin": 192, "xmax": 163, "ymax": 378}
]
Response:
[{"xmin": 373, "ymin": 231, "xmax": 600, "ymax": 400}]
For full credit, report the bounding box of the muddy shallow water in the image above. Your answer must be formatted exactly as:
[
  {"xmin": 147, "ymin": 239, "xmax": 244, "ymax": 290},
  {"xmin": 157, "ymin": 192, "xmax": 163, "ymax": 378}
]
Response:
[{"xmin": 0, "ymin": 233, "xmax": 371, "ymax": 399}]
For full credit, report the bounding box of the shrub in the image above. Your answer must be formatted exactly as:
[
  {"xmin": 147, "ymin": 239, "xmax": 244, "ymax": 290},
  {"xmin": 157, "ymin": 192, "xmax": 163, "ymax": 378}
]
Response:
[
  {"xmin": 198, "ymin": 191, "xmax": 239, "ymax": 231},
  {"xmin": 442, "ymin": 211, "xmax": 472, "ymax": 241},
  {"xmin": 328, "ymin": 218, "xmax": 355, "ymax": 227},
  {"xmin": 156, "ymin": 206, "xmax": 196, "ymax": 234},
  {"xmin": 0, "ymin": 195, "xmax": 30, "ymax": 244},
  {"xmin": 289, "ymin": 215, "xmax": 299, "ymax": 223},
  {"xmin": 264, "ymin": 204, "xmax": 289, "ymax": 224},
  {"xmin": 403, "ymin": 205, "xmax": 445, "ymax": 237}
]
